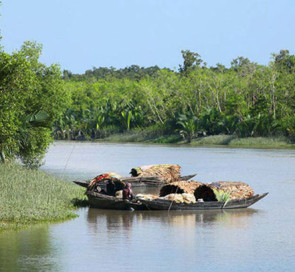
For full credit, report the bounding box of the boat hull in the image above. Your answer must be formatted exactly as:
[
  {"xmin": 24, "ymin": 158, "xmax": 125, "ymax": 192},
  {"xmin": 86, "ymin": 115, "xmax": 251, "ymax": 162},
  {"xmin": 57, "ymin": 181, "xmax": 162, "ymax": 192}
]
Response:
[
  {"xmin": 86, "ymin": 191, "xmax": 146, "ymax": 210},
  {"xmin": 140, "ymin": 193, "xmax": 268, "ymax": 210}
]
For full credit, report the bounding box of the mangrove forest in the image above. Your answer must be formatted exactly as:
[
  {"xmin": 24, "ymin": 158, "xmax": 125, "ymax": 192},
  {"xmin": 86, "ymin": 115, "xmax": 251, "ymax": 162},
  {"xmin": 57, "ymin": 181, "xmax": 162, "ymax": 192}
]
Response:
[{"xmin": 1, "ymin": 42, "xmax": 295, "ymax": 167}]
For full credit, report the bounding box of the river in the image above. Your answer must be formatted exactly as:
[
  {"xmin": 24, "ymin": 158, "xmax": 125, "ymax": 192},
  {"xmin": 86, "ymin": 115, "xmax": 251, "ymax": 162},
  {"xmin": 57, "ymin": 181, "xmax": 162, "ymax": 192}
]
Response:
[{"xmin": 1, "ymin": 141, "xmax": 295, "ymax": 271}]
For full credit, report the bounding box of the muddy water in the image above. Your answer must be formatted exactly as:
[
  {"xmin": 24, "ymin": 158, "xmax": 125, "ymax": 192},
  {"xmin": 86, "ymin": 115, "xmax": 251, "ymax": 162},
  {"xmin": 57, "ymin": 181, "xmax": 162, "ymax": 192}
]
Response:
[{"xmin": 1, "ymin": 142, "xmax": 295, "ymax": 271}]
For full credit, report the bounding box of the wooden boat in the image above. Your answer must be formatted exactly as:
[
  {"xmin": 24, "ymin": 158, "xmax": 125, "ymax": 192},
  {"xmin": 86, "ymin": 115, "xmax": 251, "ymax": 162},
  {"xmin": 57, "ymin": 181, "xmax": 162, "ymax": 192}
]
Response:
[
  {"xmin": 86, "ymin": 191, "xmax": 146, "ymax": 210},
  {"xmin": 73, "ymin": 174, "xmax": 197, "ymax": 188},
  {"xmin": 139, "ymin": 193, "xmax": 268, "ymax": 210}
]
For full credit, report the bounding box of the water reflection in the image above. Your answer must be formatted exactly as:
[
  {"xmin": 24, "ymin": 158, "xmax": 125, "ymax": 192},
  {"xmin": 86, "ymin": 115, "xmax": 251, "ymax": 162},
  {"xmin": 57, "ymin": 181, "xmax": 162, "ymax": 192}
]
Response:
[
  {"xmin": 87, "ymin": 208, "xmax": 135, "ymax": 241},
  {"xmin": 85, "ymin": 208, "xmax": 259, "ymax": 257},
  {"xmin": 87, "ymin": 208, "xmax": 259, "ymax": 233},
  {"xmin": 0, "ymin": 225, "xmax": 58, "ymax": 272}
]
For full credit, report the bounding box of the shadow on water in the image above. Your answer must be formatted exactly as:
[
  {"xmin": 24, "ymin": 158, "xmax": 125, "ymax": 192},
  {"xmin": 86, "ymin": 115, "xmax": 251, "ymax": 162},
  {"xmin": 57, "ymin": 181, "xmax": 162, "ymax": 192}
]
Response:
[
  {"xmin": 86, "ymin": 208, "xmax": 260, "ymax": 234},
  {"xmin": 71, "ymin": 197, "xmax": 89, "ymax": 207}
]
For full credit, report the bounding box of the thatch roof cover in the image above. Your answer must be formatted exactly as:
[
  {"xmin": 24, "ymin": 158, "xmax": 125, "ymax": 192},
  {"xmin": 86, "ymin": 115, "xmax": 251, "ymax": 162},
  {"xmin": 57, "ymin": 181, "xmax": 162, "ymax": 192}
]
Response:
[
  {"xmin": 131, "ymin": 164, "xmax": 181, "ymax": 184},
  {"xmin": 159, "ymin": 180, "xmax": 203, "ymax": 196},
  {"xmin": 193, "ymin": 181, "xmax": 255, "ymax": 201},
  {"xmin": 88, "ymin": 172, "xmax": 125, "ymax": 191},
  {"xmin": 160, "ymin": 180, "xmax": 255, "ymax": 201},
  {"xmin": 207, "ymin": 181, "xmax": 254, "ymax": 200}
]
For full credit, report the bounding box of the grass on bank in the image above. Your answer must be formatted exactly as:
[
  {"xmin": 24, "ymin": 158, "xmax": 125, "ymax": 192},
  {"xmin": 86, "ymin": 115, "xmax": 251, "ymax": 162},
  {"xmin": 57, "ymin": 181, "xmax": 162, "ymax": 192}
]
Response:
[
  {"xmin": 0, "ymin": 163, "xmax": 86, "ymax": 231},
  {"xmin": 101, "ymin": 127, "xmax": 182, "ymax": 143},
  {"xmin": 190, "ymin": 135, "xmax": 295, "ymax": 148},
  {"xmin": 104, "ymin": 131, "xmax": 182, "ymax": 144},
  {"xmin": 101, "ymin": 130, "xmax": 295, "ymax": 148}
]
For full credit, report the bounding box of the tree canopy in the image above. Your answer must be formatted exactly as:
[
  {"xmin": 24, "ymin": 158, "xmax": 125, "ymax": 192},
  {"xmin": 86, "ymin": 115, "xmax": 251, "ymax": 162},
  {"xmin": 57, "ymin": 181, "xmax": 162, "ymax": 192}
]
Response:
[{"xmin": 53, "ymin": 49, "xmax": 295, "ymax": 143}]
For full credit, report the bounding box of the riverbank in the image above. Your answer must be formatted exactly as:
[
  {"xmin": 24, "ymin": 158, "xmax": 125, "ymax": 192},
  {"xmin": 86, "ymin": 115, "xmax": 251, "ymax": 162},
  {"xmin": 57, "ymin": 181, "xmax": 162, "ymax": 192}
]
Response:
[
  {"xmin": 101, "ymin": 131, "xmax": 295, "ymax": 148},
  {"xmin": 0, "ymin": 163, "xmax": 86, "ymax": 231}
]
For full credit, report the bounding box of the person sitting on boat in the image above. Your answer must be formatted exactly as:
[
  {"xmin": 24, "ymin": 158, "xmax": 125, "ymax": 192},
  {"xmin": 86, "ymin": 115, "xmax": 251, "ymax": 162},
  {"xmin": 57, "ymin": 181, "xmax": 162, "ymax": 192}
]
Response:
[
  {"xmin": 123, "ymin": 183, "xmax": 133, "ymax": 200},
  {"xmin": 106, "ymin": 179, "xmax": 116, "ymax": 196}
]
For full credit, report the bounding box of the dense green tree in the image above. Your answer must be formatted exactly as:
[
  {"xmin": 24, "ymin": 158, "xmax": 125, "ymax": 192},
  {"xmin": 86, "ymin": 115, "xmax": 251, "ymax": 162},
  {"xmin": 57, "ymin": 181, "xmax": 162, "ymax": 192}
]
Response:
[
  {"xmin": 274, "ymin": 50, "xmax": 295, "ymax": 73},
  {"xmin": 0, "ymin": 42, "xmax": 67, "ymax": 167},
  {"xmin": 179, "ymin": 50, "xmax": 203, "ymax": 74},
  {"xmin": 65, "ymin": 65, "xmax": 163, "ymax": 82}
]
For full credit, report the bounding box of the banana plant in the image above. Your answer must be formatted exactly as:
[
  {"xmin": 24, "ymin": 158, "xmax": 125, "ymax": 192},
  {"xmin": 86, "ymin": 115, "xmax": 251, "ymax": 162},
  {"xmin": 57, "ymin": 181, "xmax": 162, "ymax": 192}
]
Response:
[
  {"xmin": 18, "ymin": 110, "xmax": 50, "ymax": 148},
  {"xmin": 121, "ymin": 110, "xmax": 132, "ymax": 131},
  {"xmin": 177, "ymin": 114, "xmax": 198, "ymax": 143}
]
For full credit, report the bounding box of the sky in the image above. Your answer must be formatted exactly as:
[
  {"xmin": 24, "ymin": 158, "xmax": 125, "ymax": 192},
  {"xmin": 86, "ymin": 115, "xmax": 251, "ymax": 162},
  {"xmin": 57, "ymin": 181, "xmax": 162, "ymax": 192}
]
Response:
[{"xmin": 1, "ymin": 0, "xmax": 295, "ymax": 73}]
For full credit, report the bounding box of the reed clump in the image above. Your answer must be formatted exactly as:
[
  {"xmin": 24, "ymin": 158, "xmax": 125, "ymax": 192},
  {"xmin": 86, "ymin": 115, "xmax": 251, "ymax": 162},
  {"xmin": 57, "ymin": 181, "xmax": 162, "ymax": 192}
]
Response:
[{"xmin": 0, "ymin": 163, "xmax": 86, "ymax": 231}]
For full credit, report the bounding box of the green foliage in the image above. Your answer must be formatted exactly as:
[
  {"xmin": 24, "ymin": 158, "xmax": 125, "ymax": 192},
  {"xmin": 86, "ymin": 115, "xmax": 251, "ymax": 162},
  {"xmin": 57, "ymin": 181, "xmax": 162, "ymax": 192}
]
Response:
[
  {"xmin": 121, "ymin": 110, "xmax": 132, "ymax": 130},
  {"xmin": 199, "ymin": 108, "xmax": 224, "ymax": 135},
  {"xmin": 63, "ymin": 65, "xmax": 163, "ymax": 81},
  {"xmin": 0, "ymin": 46, "xmax": 284, "ymax": 145},
  {"xmin": 179, "ymin": 50, "xmax": 203, "ymax": 74},
  {"xmin": 273, "ymin": 50, "xmax": 295, "ymax": 73},
  {"xmin": 0, "ymin": 42, "xmax": 67, "ymax": 167},
  {"xmin": 213, "ymin": 189, "xmax": 231, "ymax": 204},
  {"xmin": 54, "ymin": 50, "xmax": 295, "ymax": 142}
]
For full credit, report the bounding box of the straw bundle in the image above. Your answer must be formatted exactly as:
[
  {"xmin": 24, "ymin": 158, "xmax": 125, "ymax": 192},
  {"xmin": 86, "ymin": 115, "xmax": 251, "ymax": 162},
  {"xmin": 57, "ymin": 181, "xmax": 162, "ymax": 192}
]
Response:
[
  {"xmin": 160, "ymin": 193, "xmax": 196, "ymax": 204},
  {"xmin": 131, "ymin": 164, "xmax": 181, "ymax": 184},
  {"xmin": 182, "ymin": 193, "xmax": 197, "ymax": 203},
  {"xmin": 115, "ymin": 190, "xmax": 123, "ymax": 199},
  {"xmin": 161, "ymin": 194, "xmax": 184, "ymax": 203},
  {"xmin": 136, "ymin": 194, "xmax": 158, "ymax": 201},
  {"xmin": 159, "ymin": 180, "xmax": 203, "ymax": 196}
]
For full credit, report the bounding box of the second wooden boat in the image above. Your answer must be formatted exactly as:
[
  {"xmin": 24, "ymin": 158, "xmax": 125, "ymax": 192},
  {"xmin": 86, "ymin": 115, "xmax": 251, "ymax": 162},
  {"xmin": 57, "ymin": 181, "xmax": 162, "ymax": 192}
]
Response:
[{"xmin": 139, "ymin": 193, "xmax": 268, "ymax": 210}]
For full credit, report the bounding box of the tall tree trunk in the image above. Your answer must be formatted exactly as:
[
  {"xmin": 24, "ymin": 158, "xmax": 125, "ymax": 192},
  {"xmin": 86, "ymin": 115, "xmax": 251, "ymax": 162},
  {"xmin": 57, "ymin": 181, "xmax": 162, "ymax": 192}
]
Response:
[{"xmin": 0, "ymin": 150, "xmax": 6, "ymax": 163}]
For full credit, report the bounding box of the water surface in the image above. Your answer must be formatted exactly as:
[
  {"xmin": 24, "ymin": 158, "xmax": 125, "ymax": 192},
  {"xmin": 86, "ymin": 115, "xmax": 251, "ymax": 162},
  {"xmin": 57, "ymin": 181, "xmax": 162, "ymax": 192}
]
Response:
[{"xmin": 1, "ymin": 142, "xmax": 295, "ymax": 271}]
